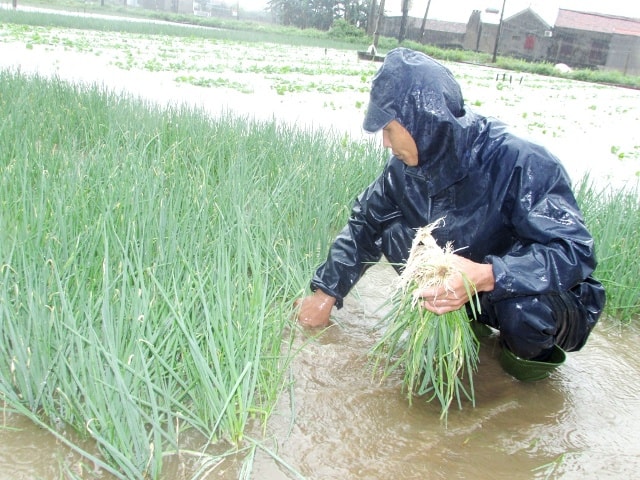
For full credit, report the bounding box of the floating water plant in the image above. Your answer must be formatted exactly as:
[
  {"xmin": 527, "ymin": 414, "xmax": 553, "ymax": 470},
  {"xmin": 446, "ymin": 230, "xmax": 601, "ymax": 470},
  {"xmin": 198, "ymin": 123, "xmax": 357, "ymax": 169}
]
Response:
[{"xmin": 371, "ymin": 219, "xmax": 480, "ymax": 423}]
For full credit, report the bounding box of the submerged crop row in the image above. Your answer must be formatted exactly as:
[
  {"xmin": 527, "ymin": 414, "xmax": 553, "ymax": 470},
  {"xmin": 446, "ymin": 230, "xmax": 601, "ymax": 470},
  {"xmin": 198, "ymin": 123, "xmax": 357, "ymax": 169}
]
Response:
[
  {"xmin": 0, "ymin": 70, "xmax": 383, "ymax": 478},
  {"xmin": 0, "ymin": 20, "xmax": 379, "ymax": 98}
]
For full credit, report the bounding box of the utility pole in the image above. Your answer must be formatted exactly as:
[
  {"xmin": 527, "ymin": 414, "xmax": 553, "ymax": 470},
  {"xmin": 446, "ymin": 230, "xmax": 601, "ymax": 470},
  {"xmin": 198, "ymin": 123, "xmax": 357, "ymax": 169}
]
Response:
[
  {"xmin": 419, "ymin": 0, "xmax": 432, "ymax": 43},
  {"xmin": 492, "ymin": 0, "xmax": 507, "ymax": 63},
  {"xmin": 372, "ymin": 0, "xmax": 386, "ymax": 49}
]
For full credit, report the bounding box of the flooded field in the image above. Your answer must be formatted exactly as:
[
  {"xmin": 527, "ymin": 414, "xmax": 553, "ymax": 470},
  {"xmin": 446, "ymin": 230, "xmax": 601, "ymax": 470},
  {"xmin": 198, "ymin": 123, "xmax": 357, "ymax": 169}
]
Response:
[
  {"xmin": 2, "ymin": 264, "xmax": 640, "ymax": 479},
  {"xmin": 1, "ymin": 9, "xmax": 640, "ymax": 480},
  {"xmin": 249, "ymin": 264, "xmax": 640, "ymax": 479},
  {"xmin": 1, "ymin": 9, "xmax": 639, "ymax": 189}
]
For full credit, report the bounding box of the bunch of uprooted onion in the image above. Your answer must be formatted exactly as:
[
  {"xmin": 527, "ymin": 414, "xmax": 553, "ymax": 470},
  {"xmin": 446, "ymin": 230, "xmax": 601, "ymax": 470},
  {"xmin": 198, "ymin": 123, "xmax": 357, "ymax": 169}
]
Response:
[{"xmin": 370, "ymin": 218, "xmax": 480, "ymax": 423}]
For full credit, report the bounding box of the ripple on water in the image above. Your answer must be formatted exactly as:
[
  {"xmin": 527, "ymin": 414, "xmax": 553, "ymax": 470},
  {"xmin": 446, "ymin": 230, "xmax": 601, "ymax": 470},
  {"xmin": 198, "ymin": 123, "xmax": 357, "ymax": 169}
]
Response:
[{"xmin": 253, "ymin": 269, "xmax": 640, "ymax": 479}]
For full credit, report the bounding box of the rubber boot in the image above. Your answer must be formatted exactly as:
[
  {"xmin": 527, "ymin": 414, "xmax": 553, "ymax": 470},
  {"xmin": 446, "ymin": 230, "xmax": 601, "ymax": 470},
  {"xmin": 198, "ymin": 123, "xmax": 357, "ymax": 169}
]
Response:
[
  {"xmin": 499, "ymin": 345, "xmax": 566, "ymax": 382},
  {"xmin": 470, "ymin": 320, "xmax": 493, "ymax": 338}
]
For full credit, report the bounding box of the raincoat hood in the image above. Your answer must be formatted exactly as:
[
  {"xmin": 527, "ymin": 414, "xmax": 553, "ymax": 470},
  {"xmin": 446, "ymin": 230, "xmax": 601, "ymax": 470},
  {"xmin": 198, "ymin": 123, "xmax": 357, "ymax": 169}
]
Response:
[{"xmin": 363, "ymin": 48, "xmax": 470, "ymax": 166}]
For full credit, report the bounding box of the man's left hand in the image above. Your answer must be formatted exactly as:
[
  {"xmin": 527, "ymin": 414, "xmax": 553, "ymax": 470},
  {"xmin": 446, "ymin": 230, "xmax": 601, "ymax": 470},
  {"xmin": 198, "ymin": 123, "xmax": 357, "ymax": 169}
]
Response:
[{"xmin": 416, "ymin": 254, "xmax": 495, "ymax": 315}]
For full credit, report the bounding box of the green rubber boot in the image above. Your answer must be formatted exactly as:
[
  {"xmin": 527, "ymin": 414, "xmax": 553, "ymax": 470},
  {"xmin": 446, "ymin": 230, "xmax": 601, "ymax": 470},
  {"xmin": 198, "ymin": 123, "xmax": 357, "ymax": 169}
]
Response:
[
  {"xmin": 499, "ymin": 345, "xmax": 566, "ymax": 382},
  {"xmin": 470, "ymin": 320, "xmax": 493, "ymax": 338}
]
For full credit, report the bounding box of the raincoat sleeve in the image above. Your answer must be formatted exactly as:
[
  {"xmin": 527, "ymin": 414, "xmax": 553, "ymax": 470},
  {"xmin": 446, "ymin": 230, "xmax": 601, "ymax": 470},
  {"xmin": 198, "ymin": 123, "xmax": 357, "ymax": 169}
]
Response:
[
  {"xmin": 310, "ymin": 165, "xmax": 401, "ymax": 308},
  {"xmin": 484, "ymin": 149, "xmax": 597, "ymax": 301}
]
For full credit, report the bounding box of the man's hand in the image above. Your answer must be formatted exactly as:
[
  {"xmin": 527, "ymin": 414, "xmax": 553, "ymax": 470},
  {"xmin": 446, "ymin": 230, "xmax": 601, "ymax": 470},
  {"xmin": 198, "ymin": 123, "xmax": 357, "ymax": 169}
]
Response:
[
  {"xmin": 417, "ymin": 254, "xmax": 495, "ymax": 315},
  {"xmin": 294, "ymin": 289, "xmax": 336, "ymax": 328}
]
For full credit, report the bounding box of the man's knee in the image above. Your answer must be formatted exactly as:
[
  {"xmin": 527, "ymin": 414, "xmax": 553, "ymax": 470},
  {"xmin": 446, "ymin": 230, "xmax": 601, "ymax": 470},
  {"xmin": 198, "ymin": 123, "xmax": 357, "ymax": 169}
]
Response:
[
  {"xmin": 480, "ymin": 290, "xmax": 596, "ymax": 360},
  {"xmin": 491, "ymin": 296, "xmax": 557, "ymax": 359}
]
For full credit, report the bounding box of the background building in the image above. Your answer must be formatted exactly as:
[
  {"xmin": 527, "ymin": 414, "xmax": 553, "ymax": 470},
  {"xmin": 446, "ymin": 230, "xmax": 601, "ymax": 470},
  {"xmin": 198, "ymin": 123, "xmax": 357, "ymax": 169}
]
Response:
[
  {"xmin": 381, "ymin": 7, "xmax": 640, "ymax": 75},
  {"xmin": 549, "ymin": 9, "xmax": 640, "ymax": 75}
]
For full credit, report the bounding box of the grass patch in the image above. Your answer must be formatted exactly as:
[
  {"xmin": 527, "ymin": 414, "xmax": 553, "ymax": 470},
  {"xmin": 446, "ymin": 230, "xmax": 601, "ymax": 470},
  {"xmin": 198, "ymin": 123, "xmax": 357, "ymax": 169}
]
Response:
[
  {"xmin": 575, "ymin": 178, "xmax": 640, "ymax": 323},
  {"xmin": 0, "ymin": 7, "xmax": 368, "ymax": 51}
]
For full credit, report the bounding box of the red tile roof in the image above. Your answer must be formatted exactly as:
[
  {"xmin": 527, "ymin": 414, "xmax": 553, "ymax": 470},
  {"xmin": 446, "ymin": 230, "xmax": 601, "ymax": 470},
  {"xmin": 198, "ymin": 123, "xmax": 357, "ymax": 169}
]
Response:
[{"xmin": 555, "ymin": 9, "xmax": 640, "ymax": 36}]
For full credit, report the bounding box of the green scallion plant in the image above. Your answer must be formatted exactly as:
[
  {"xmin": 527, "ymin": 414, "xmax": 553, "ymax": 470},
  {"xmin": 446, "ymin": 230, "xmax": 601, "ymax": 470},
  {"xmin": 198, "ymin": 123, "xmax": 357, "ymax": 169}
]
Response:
[
  {"xmin": 0, "ymin": 69, "xmax": 385, "ymax": 478},
  {"xmin": 371, "ymin": 219, "xmax": 480, "ymax": 424}
]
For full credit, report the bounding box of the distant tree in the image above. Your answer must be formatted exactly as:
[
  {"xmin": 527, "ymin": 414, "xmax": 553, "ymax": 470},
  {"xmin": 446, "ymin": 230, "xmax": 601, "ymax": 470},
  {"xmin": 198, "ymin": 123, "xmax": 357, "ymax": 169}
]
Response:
[
  {"xmin": 397, "ymin": 0, "xmax": 410, "ymax": 43},
  {"xmin": 268, "ymin": 0, "xmax": 307, "ymax": 28},
  {"xmin": 336, "ymin": 0, "xmax": 370, "ymax": 27},
  {"xmin": 367, "ymin": 0, "xmax": 377, "ymax": 34},
  {"xmin": 310, "ymin": 0, "xmax": 334, "ymax": 30},
  {"xmin": 268, "ymin": 0, "xmax": 370, "ymax": 31}
]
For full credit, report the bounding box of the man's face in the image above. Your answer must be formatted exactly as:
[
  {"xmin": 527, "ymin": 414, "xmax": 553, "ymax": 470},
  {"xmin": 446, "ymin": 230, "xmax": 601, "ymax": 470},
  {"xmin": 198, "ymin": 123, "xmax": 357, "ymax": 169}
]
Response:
[{"xmin": 382, "ymin": 120, "xmax": 419, "ymax": 167}]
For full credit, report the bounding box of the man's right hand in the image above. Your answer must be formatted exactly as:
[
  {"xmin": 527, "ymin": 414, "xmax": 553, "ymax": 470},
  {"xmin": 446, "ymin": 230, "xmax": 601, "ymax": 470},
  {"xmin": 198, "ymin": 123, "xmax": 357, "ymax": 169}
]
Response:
[{"xmin": 294, "ymin": 289, "xmax": 336, "ymax": 328}]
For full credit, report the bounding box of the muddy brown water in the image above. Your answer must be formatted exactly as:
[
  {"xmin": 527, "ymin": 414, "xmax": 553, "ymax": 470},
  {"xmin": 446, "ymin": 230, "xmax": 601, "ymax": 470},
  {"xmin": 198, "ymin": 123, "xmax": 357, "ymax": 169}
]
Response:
[{"xmin": 2, "ymin": 262, "xmax": 639, "ymax": 479}]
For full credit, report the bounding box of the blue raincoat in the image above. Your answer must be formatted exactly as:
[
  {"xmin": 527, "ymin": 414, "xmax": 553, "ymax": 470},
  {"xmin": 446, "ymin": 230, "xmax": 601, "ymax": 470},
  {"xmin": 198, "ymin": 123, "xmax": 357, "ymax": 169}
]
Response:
[{"xmin": 310, "ymin": 48, "xmax": 605, "ymax": 358}]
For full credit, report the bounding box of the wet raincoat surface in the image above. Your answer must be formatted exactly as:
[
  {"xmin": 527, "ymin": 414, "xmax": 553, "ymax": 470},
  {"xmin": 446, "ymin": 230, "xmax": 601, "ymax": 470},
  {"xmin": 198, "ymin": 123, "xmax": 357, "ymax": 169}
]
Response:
[{"xmin": 310, "ymin": 48, "xmax": 604, "ymax": 353}]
